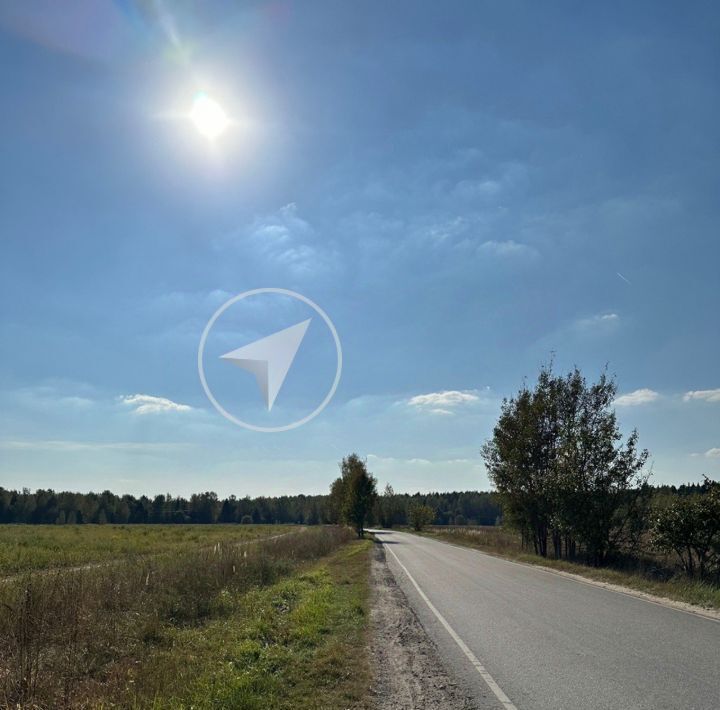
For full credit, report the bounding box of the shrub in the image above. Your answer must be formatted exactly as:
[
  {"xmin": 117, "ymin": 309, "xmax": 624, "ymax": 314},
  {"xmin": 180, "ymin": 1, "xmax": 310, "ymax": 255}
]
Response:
[
  {"xmin": 651, "ymin": 480, "xmax": 720, "ymax": 579},
  {"xmin": 408, "ymin": 504, "xmax": 435, "ymax": 531}
]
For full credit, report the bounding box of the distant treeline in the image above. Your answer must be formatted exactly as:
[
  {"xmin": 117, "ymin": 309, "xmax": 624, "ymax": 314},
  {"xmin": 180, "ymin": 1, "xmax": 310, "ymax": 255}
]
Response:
[
  {"xmin": 0, "ymin": 487, "xmax": 502, "ymax": 526},
  {"xmin": 0, "ymin": 484, "xmax": 708, "ymax": 527}
]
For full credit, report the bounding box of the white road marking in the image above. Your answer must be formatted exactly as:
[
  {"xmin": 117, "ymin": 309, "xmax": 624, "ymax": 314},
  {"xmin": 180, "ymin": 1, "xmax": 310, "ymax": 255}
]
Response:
[{"xmin": 383, "ymin": 539, "xmax": 518, "ymax": 710}]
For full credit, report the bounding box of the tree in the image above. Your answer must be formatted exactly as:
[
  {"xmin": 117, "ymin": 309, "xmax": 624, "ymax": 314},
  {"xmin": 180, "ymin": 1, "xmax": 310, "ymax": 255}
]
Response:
[
  {"xmin": 330, "ymin": 454, "xmax": 378, "ymax": 538},
  {"xmin": 652, "ymin": 479, "xmax": 720, "ymax": 579},
  {"xmin": 408, "ymin": 503, "xmax": 435, "ymax": 531},
  {"xmin": 482, "ymin": 364, "xmax": 650, "ymax": 564},
  {"xmin": 481, "ymin": 378, "xmax": 555, "ymax": 556},
  {"xmin": 377, "ymin": 483, "xmax": 402, "ymax": 528},
  {"xmin": 326, "ymin": 477, "xmax": 346, "ymax": 524}
]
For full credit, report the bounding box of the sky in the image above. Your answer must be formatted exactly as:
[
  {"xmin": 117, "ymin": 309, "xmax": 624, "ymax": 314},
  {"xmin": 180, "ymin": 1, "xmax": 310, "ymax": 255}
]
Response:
[{"xmin": 0, "ymin": 1, "xmax": 718, "ymax": 497}]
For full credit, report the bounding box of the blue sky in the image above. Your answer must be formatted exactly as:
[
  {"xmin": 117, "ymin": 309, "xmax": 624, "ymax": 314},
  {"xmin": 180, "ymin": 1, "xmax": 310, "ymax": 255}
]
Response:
[{"xmin": 1, "ymin": 1, "xmax": 718, "ymax": 496}]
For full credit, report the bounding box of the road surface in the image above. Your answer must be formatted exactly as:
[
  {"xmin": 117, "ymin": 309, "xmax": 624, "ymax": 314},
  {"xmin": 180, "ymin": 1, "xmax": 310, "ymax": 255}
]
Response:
[{"xmin": 374, "ymin": 529, "xmax": 720, "ymax": 710}]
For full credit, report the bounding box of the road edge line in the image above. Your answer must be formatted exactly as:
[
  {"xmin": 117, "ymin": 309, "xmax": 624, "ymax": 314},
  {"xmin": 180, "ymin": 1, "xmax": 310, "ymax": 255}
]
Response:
[{"xmin": 383, "ymin": 541, "xmax": 518, "ymax": 710}]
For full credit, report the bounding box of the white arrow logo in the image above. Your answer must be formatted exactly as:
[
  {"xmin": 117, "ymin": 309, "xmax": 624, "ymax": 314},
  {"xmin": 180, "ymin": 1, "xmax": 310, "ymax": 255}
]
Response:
[{"xmin": 219, "ymin": 319, "xmax": 311, "ymax": 411}]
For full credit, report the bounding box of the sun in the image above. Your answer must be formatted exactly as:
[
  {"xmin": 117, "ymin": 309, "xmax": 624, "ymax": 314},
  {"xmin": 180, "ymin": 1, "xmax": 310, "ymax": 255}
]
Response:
[{"xmin": 190, "ymin": 92, "xmax": 229, "ymax": 140}]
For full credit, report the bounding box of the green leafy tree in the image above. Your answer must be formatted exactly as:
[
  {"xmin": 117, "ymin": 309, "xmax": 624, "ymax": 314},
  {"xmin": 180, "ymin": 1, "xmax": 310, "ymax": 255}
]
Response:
[
  {"xmin": 482, "ymin": 364, "xmax": 650, "ymax": 564},
  {"xmin": 408, "ymin": 503, "xmax": 435, "ymax": 531},
  {"xmin": 326, "ymin": 477, "xmax": 346, "ymax": 524},
  {"xmin": 377, "ymin": 483, "xmax": 403, "ymax": 528},
  {"xmin": 330, "ymin": 454, "xmax": 378, "ymax": 537},
  {"xmin": 652, "ymin": 479, "xmax": 720, "ymax": 579}
]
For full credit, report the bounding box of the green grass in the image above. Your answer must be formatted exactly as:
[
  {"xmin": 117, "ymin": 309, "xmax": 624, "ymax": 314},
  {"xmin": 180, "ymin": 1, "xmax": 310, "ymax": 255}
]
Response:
[
  {"xmin": 132, "ymin": 539, "xmax": 373, "ymax": 709},
  {"xmin": 421, "ymin": 526, "xmax": 720, "ymax": 610},
  {"xmin": 0, "ymin": 527, "xmax": 371, "ymax": 708},
  {"xmin": 0, "ymin": 524, "xmax": 289, "ymax": 575}
]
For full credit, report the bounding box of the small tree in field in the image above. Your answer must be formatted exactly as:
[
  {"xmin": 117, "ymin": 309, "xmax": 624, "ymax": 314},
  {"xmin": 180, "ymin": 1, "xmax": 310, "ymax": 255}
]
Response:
[
  {"xmin": 408, "ymin": 503, "xmax": 435, "ymax": 531},
  {"xmin": 329, "ymin": 454, "xmax": 378, "ymax": 538}
]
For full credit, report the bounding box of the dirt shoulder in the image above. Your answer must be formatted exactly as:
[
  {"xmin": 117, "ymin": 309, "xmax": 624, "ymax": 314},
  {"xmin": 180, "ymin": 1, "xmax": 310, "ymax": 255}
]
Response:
[{"xmin": 366, "ymin": 541, "xmax": 475, "ymax": 710}]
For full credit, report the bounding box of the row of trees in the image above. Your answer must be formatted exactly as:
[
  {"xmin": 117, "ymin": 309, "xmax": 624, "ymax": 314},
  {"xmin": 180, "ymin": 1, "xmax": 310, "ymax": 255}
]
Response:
[
  {"xmin": 0, "ymin": 489, "xmax": 328, "ymax": 526},
  {"xmin": 0, "ymin": 484, "xmax": 499, "ymax": 528},
  {"xmin": 482, "ymin": 365, "xmax": 650, "ymax": 565},
  {"xmin": 483, "ymin": 363, "xmax": 720, "ymax": 580}
]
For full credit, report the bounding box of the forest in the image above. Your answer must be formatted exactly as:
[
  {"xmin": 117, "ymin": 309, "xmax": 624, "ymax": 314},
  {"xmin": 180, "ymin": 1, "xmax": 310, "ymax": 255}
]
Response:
[
  {"xmin": 0, "ymin": 481, "xmax": 709, "ymax": 527},
  {"xmin": 0, "ymin": 486, "xmax": 503, "ymax": 527}
]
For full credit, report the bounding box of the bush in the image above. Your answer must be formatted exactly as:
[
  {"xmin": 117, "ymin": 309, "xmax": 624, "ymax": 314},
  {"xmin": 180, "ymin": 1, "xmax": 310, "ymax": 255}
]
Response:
[
  {"xmin": 651, "ymin": 479, "xmax": 720, "ymax": 579},
  {"xmin": 408, "ymin": 504, "xmax": 435, "ymax": 531}
]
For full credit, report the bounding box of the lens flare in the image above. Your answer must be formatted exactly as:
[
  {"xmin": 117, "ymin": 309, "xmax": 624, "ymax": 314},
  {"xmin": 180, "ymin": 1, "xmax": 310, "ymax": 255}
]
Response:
[{"xmin": 190, "ymin": 92, "xmax": 229, "ymax": 140}]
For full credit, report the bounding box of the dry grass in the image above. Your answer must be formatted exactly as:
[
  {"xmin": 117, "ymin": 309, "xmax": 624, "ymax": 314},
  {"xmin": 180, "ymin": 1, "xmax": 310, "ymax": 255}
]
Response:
[
  {"xmin": 0, "ymin": 526, "xmax": 358, "ymax": 708},
  {"xmin": 0, "ymin": 524, "xmax": 288, "ymax": 576}
]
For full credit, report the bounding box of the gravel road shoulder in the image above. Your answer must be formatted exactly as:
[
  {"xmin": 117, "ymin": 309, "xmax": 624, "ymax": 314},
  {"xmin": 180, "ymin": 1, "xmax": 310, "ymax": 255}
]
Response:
[{"xmin": 366, "ymin": 541, "xmax": 475, "ymax": 710}]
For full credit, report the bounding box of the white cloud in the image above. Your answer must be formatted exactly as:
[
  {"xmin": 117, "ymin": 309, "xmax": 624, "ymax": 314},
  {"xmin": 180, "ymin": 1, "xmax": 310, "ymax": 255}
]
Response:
[
  {"xmin": 478, "ymin": 240, "xmax": 537, "ymax": 257},
  {"xmin": 120, "ymin": 394, "xmax": 192, "ymax": 415},
  {"xmin": 453, "ymin": 179, "xmax": 502, "ymax": 198},
  {"xmin": 0, "ymin": 439, "xmax": 193, "ymax": 452},
  {"xmin": 576, "ymin": 312, "xmax": 620, "ymax": 330},
  {"xmin": 614, "ymin": 388, "xmax": 660, "ymax": 407},
  {"xmin": 220, "ymin": 203, "xmax": 336, "ymax": 276},
  {"xmin": 683, "ymin": 389, "xmax": 720, "ymax": 403},
  {"xmin": 408, "ymin": 390, "xmax": 480, "ymax": 408},
  {"xmin": 367, "ymin": 454, "xmax": 464, "ymax": 467},
  {"xmin": 407, "ymin": 389, "xmax": 481, "ymax": 416},
  {"xmin": 704, "ymin": 448, "xmax": 720, "ymax": 458}
]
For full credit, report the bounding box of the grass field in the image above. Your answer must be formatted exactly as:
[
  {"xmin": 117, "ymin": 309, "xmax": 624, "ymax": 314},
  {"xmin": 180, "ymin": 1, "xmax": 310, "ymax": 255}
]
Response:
[
  {"xmin": 0, "ymin": 525, "xmax": 372, "ymax": 708},
  {"xmin": 138, "ymin": 538, "xmax": 372, "ymax": 709},
  {"xmin": 422, "ymin": 526, "xmax": 720, "ymax": 610},
  {"xmin": 0, "ymin": 524, "xmax": 289, "ymax": 576}
]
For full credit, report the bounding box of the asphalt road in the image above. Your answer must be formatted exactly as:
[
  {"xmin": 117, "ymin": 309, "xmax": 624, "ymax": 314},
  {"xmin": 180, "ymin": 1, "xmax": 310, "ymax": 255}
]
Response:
[{"xmin": 374, "ymin": 529, "xmax": 720, "ymax": 710}]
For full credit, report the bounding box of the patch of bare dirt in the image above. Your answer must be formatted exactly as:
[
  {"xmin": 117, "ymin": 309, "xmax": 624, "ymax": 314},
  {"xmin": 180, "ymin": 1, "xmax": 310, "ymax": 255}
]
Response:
[{"xmin": 367, "ymin": 542, "xmax": 475, "ymax": 710}]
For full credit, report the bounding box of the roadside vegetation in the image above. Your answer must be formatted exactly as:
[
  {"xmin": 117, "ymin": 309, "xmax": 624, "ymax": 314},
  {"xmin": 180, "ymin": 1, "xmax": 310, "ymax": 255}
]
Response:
[
  {"xmin": 327, "ymin": 453, "xmax": 378, "ymax": 537},
  {"xmin": 0, "ymin": 524, "xmax": 286, "ymax": 576},
  {"xmin": 421, "ymin": 364, "xmax": 720, "ymax": 609},
  {"xmin": 0, "ymin": 526, "xmax": 371, "ymax": 708}
]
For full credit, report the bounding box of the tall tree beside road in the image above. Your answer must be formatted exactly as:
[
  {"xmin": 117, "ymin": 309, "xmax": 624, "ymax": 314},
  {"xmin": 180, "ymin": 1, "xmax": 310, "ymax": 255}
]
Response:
[
  {"xmin": 330, "ymin": 454, "xmax": 378, "ymax": 538},
  {"xmin": 482, "ymin": 365, "xmax": 650, "ymax": 564}
]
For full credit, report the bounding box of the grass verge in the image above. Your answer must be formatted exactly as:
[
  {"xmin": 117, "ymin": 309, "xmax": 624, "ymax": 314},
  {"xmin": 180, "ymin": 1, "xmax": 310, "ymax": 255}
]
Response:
[
  {"xmin": 420, "ymin": 527, "xmax": 720, "ymax": 610},
  {"xmin": 136, "ymin": 538, "xmax": 373, "ymax": 709}
]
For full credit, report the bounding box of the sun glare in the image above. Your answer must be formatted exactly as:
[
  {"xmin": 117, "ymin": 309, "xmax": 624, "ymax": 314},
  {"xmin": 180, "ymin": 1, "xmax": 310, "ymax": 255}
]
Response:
[{"xmin": 190, "ymin": 92, "xmax": 229, "ymax": 140}]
